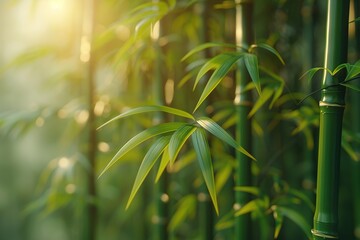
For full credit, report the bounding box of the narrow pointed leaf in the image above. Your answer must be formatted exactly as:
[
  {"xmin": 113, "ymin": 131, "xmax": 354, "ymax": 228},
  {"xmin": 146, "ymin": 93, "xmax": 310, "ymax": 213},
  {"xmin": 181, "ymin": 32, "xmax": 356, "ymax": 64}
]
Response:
[
  {"xmin": 155, "ymin": 146, "xmax": 170, "ymax": 182},
  {"xmin": 300, "ymin": 67, "xmax": 327, "ymax": 83},
  {"xmin": 345, "ymin": 59, "xmax": 360, "ymax": 80},
  {"xmin": 194, "ymin": 53, "xmax": 242, "ymax": 112},
  {"xmin": 98, "ymin": 122, "xmax": 185, "ymax": 178},
  {"xmin": 234, "ymin": 186, "xmax": 260, "ymax": 196},
  {"xmin": 181, "ymin": 42, "xmax": 235, "ymax": 61},
  {"xmin": 97, "ymin": 106, "xmax": 194, "ymax": 129},
  {"xmin": 244, "ymin": 53, "xmax": 261, "ymax": 94},
  {"xmin": 196, "ymin": 117, "xmax": 255, "ymax": 160},
  {"xmin": 340, "ymin": 83, "xmax": 360, "ymax": 92},
  {"xmin": 168, "ymin": 124, "xmax": 197, "ymax": 164},
  {"xmin": 126, "ymin": 135, "xmax": 171, "ymax": 209},
  {"xmin": 191, "ymin": 128, "xmax": 219, "ymax": 214},
  {"xmin": 273, "ymin": 208, "xmax": 284, "ymax": 239},
  {"xmin": 276, "ymin": 206, "xmax": 312, "ymax": 239},
  {"xmin": 234, "ymin": 199, "xmax": 258, "ymax": 216},
  {"xmin": 249, "ymin": 87, "xmax": 273, "ymax": 117},
  {"xmin": 168, "ymin": 195, "xmax": 197, "ymax": 231},
  {"xmin": 250, "ymin": 43, "xmax": 285, "ymax": 65}
]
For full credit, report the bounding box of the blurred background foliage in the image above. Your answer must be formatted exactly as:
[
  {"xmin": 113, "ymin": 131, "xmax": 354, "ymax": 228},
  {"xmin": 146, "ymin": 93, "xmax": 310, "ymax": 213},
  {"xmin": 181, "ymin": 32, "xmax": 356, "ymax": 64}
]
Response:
[{"xmin": 0, "ymin": 0, "xmax": 359, "ymax": 239}]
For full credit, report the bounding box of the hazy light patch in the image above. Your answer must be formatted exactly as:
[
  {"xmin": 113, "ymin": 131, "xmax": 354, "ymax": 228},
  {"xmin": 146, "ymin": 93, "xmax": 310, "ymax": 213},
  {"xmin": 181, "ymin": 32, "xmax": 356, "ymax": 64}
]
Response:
[
  {"xmin": 58, "ymin": 157, "xmax": 71, "ymax": 169},
  {"xmin": 65, "ymin": 183, "xmax": 76, "ymax": 194},
  {"xmin": 165, "ymin": 78, "xmax": 174, "ymax": 105},
  {"xmin": 98, "ymin": 142, "xmax": 110, "ymax": 152},
  {"xmin": 75, "ymin": 110, "xmax": 89, "ymax": 124},
  {"xmin": 35, "ymin": 117, "xmax": 45, "ymax": 127}
]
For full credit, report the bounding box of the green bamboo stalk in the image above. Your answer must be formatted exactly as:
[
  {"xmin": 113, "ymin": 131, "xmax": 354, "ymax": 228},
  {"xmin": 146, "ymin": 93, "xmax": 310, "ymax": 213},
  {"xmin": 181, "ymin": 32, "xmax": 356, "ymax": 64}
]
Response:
[
  {"xmin": 197, "ymin": 1, "xmax": 214, "ymax": 239},
  {"xmin": 151, "ymin": 1, "xmax": 168, "ymax": 239},
  {"xmin": 80, "ymin": 0, "xmax": 98, "ymax": 239},
  {"xmin": 312, "ymin": 0, "xmax": 350, "ymax": 239},
  {"xmin": 351, "ymin": 1, "xmax": 360, "ymax": 238},
  {"xmin": 234, "ymin": 0, "xmax": 254, "ymax": 239}
]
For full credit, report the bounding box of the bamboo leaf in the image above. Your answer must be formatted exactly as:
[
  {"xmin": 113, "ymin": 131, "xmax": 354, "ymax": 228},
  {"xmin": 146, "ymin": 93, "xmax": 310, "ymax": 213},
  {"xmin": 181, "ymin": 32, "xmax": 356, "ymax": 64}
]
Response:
[
  {"xmin": 340, "ymin": 83, "xmax": 360, "ymax": 92},
  {"xmin": 276, "ymin": 206, "xmax": 312, "ymax": 239},
  {"xmin": 273, "ymin": 208, "xmax": 284, "ymax": 239},
  {"xmin": 234, "ymin": 186, "xmax": 260, "ymax": 196},
  {"xmin": 193, "ymin": 53, "xmax": 239, "ymax": 89},
  {"xmin": 345, "ymin": 59, "xmax": 360, "ymax": 80},
  {"xmin": 168, "ymin": 124, "xmax": 197, "ymax": 164},
  {"xmin": 168, "ymin": 195, "xmax": 197, "ymax": 231},
  {"xmin": 194, "ymin": 53, "xmax": 242, "ymax": 112},
  {"xmin": 155, "ymin": 146, "xmax": 170, "ymax": 182},
  {"xmin": 249, "ymin": 87, "xmax": 273, "ymax": 117},
  {"xmin": 250, "ymin": 43, "xmax": 285, "ymax": 65},
  {"xmin": 191, "ymin": 128, "xmax": 219, "ymax": 214},
  {"xmin": 196, "ymin": 117, "xmax": 255, "ymax": 161},
  {"xmin": 234, "ymin": 199, "xmax": 258, "ymax": 216},
  {"xmin": 215, "ymin": 164, "xmax": 232, "ymax": 193},
  {"xmin": 181, "ymin": 42, "xmax": 235, "ymax": 61},
  {"xmin": 350, "ymin": 17, "xmax": 360, "ymax": 23},
  {"xmin": 97, "ymin": 106, "xmax": 194, "ymax": 129},
  {"xmin": 98, "ymin": 122, "xmax": 185, "ymax": 178},
  {"xmin": 300, "ymin": 67, "xmax": 327, "ymax": 83},
  {"xmin": 126, "ymin": 136, "xmax": 171, "ymax": 209},
  {"xmin": 244, "ymin": 53, "xmax": 261, "ymax": 94}
]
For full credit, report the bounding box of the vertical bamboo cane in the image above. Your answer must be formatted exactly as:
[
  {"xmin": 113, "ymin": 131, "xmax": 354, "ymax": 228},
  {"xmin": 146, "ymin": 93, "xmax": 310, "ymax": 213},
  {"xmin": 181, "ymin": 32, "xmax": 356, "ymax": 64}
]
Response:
[
  {"xmin": 351, "ymin": 1, "xmax": 360, "ymax": 238},
  {"xmin": 234, "ymin": 0, "xmax": 254, "ymax": 239},
  {"xmin": 312, "ymin": 0, "xmax": 350, "ymax": 239},
  {"xmin": 197, "ymin": 1, "xmax": 214, "ymax": 239},
  {"xmin": 80, "ymin": 0, "xmax": 98, "ymax": 239},
  {"xmin": 151, "ymin": 1, "xmax": 168, "ymax": 239}
]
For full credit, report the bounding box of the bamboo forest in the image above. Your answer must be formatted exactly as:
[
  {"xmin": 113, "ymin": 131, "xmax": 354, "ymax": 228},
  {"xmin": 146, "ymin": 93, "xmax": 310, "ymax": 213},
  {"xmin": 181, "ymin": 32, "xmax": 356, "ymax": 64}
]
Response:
[{"xmin": 2, "ymin": 0, "xmax": 360, "ymax": 239}]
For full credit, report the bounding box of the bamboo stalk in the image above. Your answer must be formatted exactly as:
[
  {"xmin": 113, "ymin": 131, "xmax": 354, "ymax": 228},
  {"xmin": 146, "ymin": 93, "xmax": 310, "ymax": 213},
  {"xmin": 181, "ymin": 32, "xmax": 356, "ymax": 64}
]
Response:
[
  {"xmin": 80, "ymin": 0, "xmax": 98, "ymax": 238},
  {"xmin": 151, "ymin": 1, "xmax": 168, "ymax": 239},
  {"xmin": 79, "ymin": 0, "xmax": 98, "ymax": 239},
  {"xmin": 351, "ymin": 1, "xmax": 360, "ymax": 238},
  {"xmin": 312, "ymin": 0, "xmax": 350, "ymax": 239},
  {"xmin": 234, "ymin": 0, "xmax": 254, "ymax": 239},
  {"xmin": 197, "ymin": 1, "xmax": 214, "ymax": 239}
]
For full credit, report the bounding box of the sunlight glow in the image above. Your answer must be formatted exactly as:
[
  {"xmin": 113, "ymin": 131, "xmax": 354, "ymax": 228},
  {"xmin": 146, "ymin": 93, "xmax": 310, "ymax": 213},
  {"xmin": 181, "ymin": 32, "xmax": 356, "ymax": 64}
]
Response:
[
  {"xmin": 58, "ymin": 157, "xmax": 71, "ymax": 169},
  {"xmin": 75, "ymin": 110, "xmax": 89, "ymax": 124},
  {"xmin": 80, "ymin": 36, "xmax": 91, "ymax": 62},
  {"xmin": 98, "ymin": 142, "xmax": 110, "ymax": 153},
  {"xmin": 65, "ymin": 184, "xmax": 76, "ymax": 194}
]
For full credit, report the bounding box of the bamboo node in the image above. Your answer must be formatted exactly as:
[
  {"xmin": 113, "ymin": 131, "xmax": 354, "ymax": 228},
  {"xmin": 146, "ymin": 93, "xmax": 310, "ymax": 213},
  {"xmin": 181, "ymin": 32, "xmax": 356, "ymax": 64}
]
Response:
[
  {"xmin": 319, "ymin": 101, "xmax": 345, "ymax": 108},
  {"xmin": 311, "ymin": 229, "xmax": 339, "ymax": 239}
]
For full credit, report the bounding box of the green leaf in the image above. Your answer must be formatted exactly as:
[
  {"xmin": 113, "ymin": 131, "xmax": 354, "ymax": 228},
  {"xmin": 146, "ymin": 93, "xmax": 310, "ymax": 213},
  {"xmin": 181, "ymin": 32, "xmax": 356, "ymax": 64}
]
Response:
[
  {"xmin": 234, "ymin": 199, "xmax": 258, "ymax": 216},
  {"xmin": 234, "ymin": 186, "xmax": 259, "ymax": 196},
  {"xmin": 98, "ymin": 122, "xmax": 185, "ymax": 178},
  {"xmin": 0, "ymin": 47, "xmax": 53, "ymax": 74},
  {"xmin": 97, "ymin": 105, "xmax": 194, "ymax": 129},
  {"xmin": 181, "ymin": 42, "xmax": 235, "ymax": 61},
  {"xmin": 196, "ymin": 117, "xmax": 255, "ymax": 161},
  {"xmin": 244, "ymin": 53, "xmax": 261, "ymax": 94},
  {"xmin": 168, "ymin": 195, "xmax": 197, "ymax": 231},
  {"xmin": 275, "ymin": 206, "xmax": 312, "ymax": 239},
  {"xmin": 215, "ymin": 164, "xmax": 232, "ymax": 193},
  {"xmin": 249, "ymin": 87, "xmax": 273, "ymax": 117},
  {"xmin": 350, "ymin": 17, "xmax": 360, "ymax": 23},
  {"xmin": 340, "ymin": 83, "xmax": 360, "ymax": 92},
  {"xmin": 194, "ymin": 53, "xmax": 242, "ymax": 112},
  {"xmin": 250, "ymin": 43, "xmax": 285, "ymax": 65},
  {"xmin": 191, "ymin": 128, "xmax": 219, "ymax": 214},
  {"xmin": 345, "ymin": 59, "xmax": 360, "ymax": 81},
  {"xmin": 155, "ymin": 146, "xmax": 170, "ymax": 182},
  {"xmin": 126, "ymin": 136, "xmax": 171, "ymax": 209},
  {"xmin": 168, "ymin": 124, "xmax": 197, "ymax": 164},
  {"xmin": 300, "ymin": 67, "xmax": 327, "ymax": 83},
  {"xmin": 273, "ymin": 208, "xmax": 284, "ymax": 239}
]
